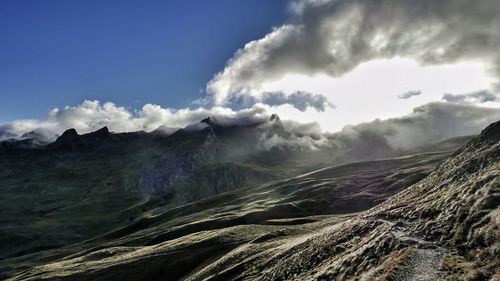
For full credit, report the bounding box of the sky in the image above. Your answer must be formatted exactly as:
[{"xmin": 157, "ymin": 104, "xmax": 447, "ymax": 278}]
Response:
[
  {"xmin": 1, "ymin": 0, "xmax": 500, "ymax": 143},
  {"xmin": 0, "ymin": 0, "xmax": 289, "ymax": 121}
]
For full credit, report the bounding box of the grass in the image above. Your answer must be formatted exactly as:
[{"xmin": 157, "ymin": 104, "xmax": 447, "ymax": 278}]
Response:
[
  {"xmin": 0, "ymin": 128, "xmax": 479, "ymax": 280},
  {"xmin": 373, "ymin": 247, "xmax": 415, "ymax": 281}
]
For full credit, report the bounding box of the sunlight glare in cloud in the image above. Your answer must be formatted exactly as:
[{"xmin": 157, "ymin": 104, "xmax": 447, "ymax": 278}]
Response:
[{"xmin": 260, "ymin": 58, "xmax": 495, "ymax": 131}]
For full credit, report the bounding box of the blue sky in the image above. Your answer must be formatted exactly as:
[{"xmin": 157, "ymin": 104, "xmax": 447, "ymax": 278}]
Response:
[
  {"xmin": 0, "ymin": 0, "xmax": 288, "ymax": 122},
  {"xmin": 1, "ymin": 0, "xmax": 498, "ymax": 138}
]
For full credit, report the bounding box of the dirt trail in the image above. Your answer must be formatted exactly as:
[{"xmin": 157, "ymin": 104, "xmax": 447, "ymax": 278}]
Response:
[
  {"xmin": 393, "ymin": 248, "xmax": 445, "ymax": 281},
  {"xmin": 377, "ymin": 219, "xmax": 445, "ymax": 281}
]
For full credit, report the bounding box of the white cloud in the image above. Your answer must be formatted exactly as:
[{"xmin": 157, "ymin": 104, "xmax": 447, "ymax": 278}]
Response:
[
  {"xmin": 205, "ymin": 0, "xmax": 500, "ymax": 130},
  {"xmin": 333, "ymin": 102, "xmax": 500, "ymax": 151},
  {"xmin": 2, "ymin": 0, "xmax": 500, "ymax": 147},
  {"xmin": 0, "ymin": 100, "xmax": 269, "ymax": 141},
  {"xmin": 257, "ymin": 59, "xmax": 495, "ymax": 131},
  {"xmin": 1, "ymin": 100, "xmax": 498, "ymax": 158}
]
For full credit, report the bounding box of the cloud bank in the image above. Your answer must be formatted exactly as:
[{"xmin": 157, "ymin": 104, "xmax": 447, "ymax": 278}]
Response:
[
  {"xmin": 332, "ymin": 102, "xmax": 500, "ymax": 152},
  {"xmin": 0, "ymin": 100, "xmax": 268, "ymax": 141},
  {"xmin": 2, "ymin": 99, "xmax": 498, "ymax": 154},
  {"xmin": 2, "ymin": 0, "xmax": 500, "ymax": 152},
  {"xmin": 207, "ymin": 0, "xmax": 500, "ymax": 107}
]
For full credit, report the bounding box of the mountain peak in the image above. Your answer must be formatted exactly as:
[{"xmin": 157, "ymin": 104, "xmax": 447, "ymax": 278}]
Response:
[
  {"xmin": 49, "ymin": 127, "xmax": 112, "ymax": 151},
  {"xmin": 49, "ymin": 128, "xmax": 80, "ymax": 150},
  {"xmin": 60, "ymin": 128, "xmax": 79, "ymax": 139},
  {"xmin": 91, "ymin": 126, "xmax": 110, "ymax": 137},
  {"xmin": 20, "ymin": 130, "xmax": 44, "ymax": 139},
  {"xmin": 269, "ymin": 114, "xmax": 280, "ymax": 122},
  {"xmin": 201, "ymin": 116, "xmax": 219, "ymax": 126}
]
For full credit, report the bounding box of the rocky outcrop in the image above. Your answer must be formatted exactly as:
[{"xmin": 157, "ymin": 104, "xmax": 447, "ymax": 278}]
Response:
[{"xmin": 48, "ymin": 127, "xmax": 113, "ymax": 151}]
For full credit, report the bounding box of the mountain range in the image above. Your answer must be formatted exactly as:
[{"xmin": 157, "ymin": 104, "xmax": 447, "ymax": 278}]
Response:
[{"xmin": 0, "ymin": 116, "xmax": 498, "ymax": 280}]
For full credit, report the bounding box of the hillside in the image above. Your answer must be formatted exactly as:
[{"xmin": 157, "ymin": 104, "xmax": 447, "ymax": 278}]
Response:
[
  {"xmin": 0, "ymin": 119, "xmax": 491, "ymax": 280},
  {"xmin": 2, "ymin": 114, "xmax": 458, "ymax": 263},
  {"xmin": 0, "ymin": 117, "xmax": 284, "ymax": 261}
]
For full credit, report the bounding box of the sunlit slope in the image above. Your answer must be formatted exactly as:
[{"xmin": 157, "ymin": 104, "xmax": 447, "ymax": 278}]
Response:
[
  {"xmin": 0, "ymin": 134, "xmax": 474, "ymax": 280},
  {"xmin": 185, "ymin": 121, "xmax": 498, "ymax": 281}
]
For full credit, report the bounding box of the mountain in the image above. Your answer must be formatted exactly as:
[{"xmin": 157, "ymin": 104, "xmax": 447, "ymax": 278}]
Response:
[
  {"xmin": 0, "ymin": 119, "xmax": 495, "ymax": 280},
  {"xmin": 0, "ymin": 130, "xmax": 53, "ymax": 150},
  {"xmin": 0, "ymin": 115, "xmax": 321, "ymax": 262},
  {"xmin": 235, "ymin": 120, "xmax": 499, "ymax": 281}
]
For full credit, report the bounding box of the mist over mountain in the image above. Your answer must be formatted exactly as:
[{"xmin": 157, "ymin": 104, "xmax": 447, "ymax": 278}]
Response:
[
  {"xmin": 1, "ymin": 108, "xmax": 498, "ymax": 281},
  {"xmin": 2, "ymin": 101, "xmax": 499, "ymax": 156},
  {"xmin": 1, "ymin": 112, "xmax": 497, "ymax": 281}
]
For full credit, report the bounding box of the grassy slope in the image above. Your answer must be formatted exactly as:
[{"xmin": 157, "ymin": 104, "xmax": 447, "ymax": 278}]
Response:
[
  {"xmin": 0, "ymin": 123, "xmax": 331, "ymax": 262},
  {"xmin": 0, "ymin": 135, "xmax": 167, "ymax": 259},
  {"xmin": 0, "ymin": 136, "xmax": 474, "ymax": 280}
]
